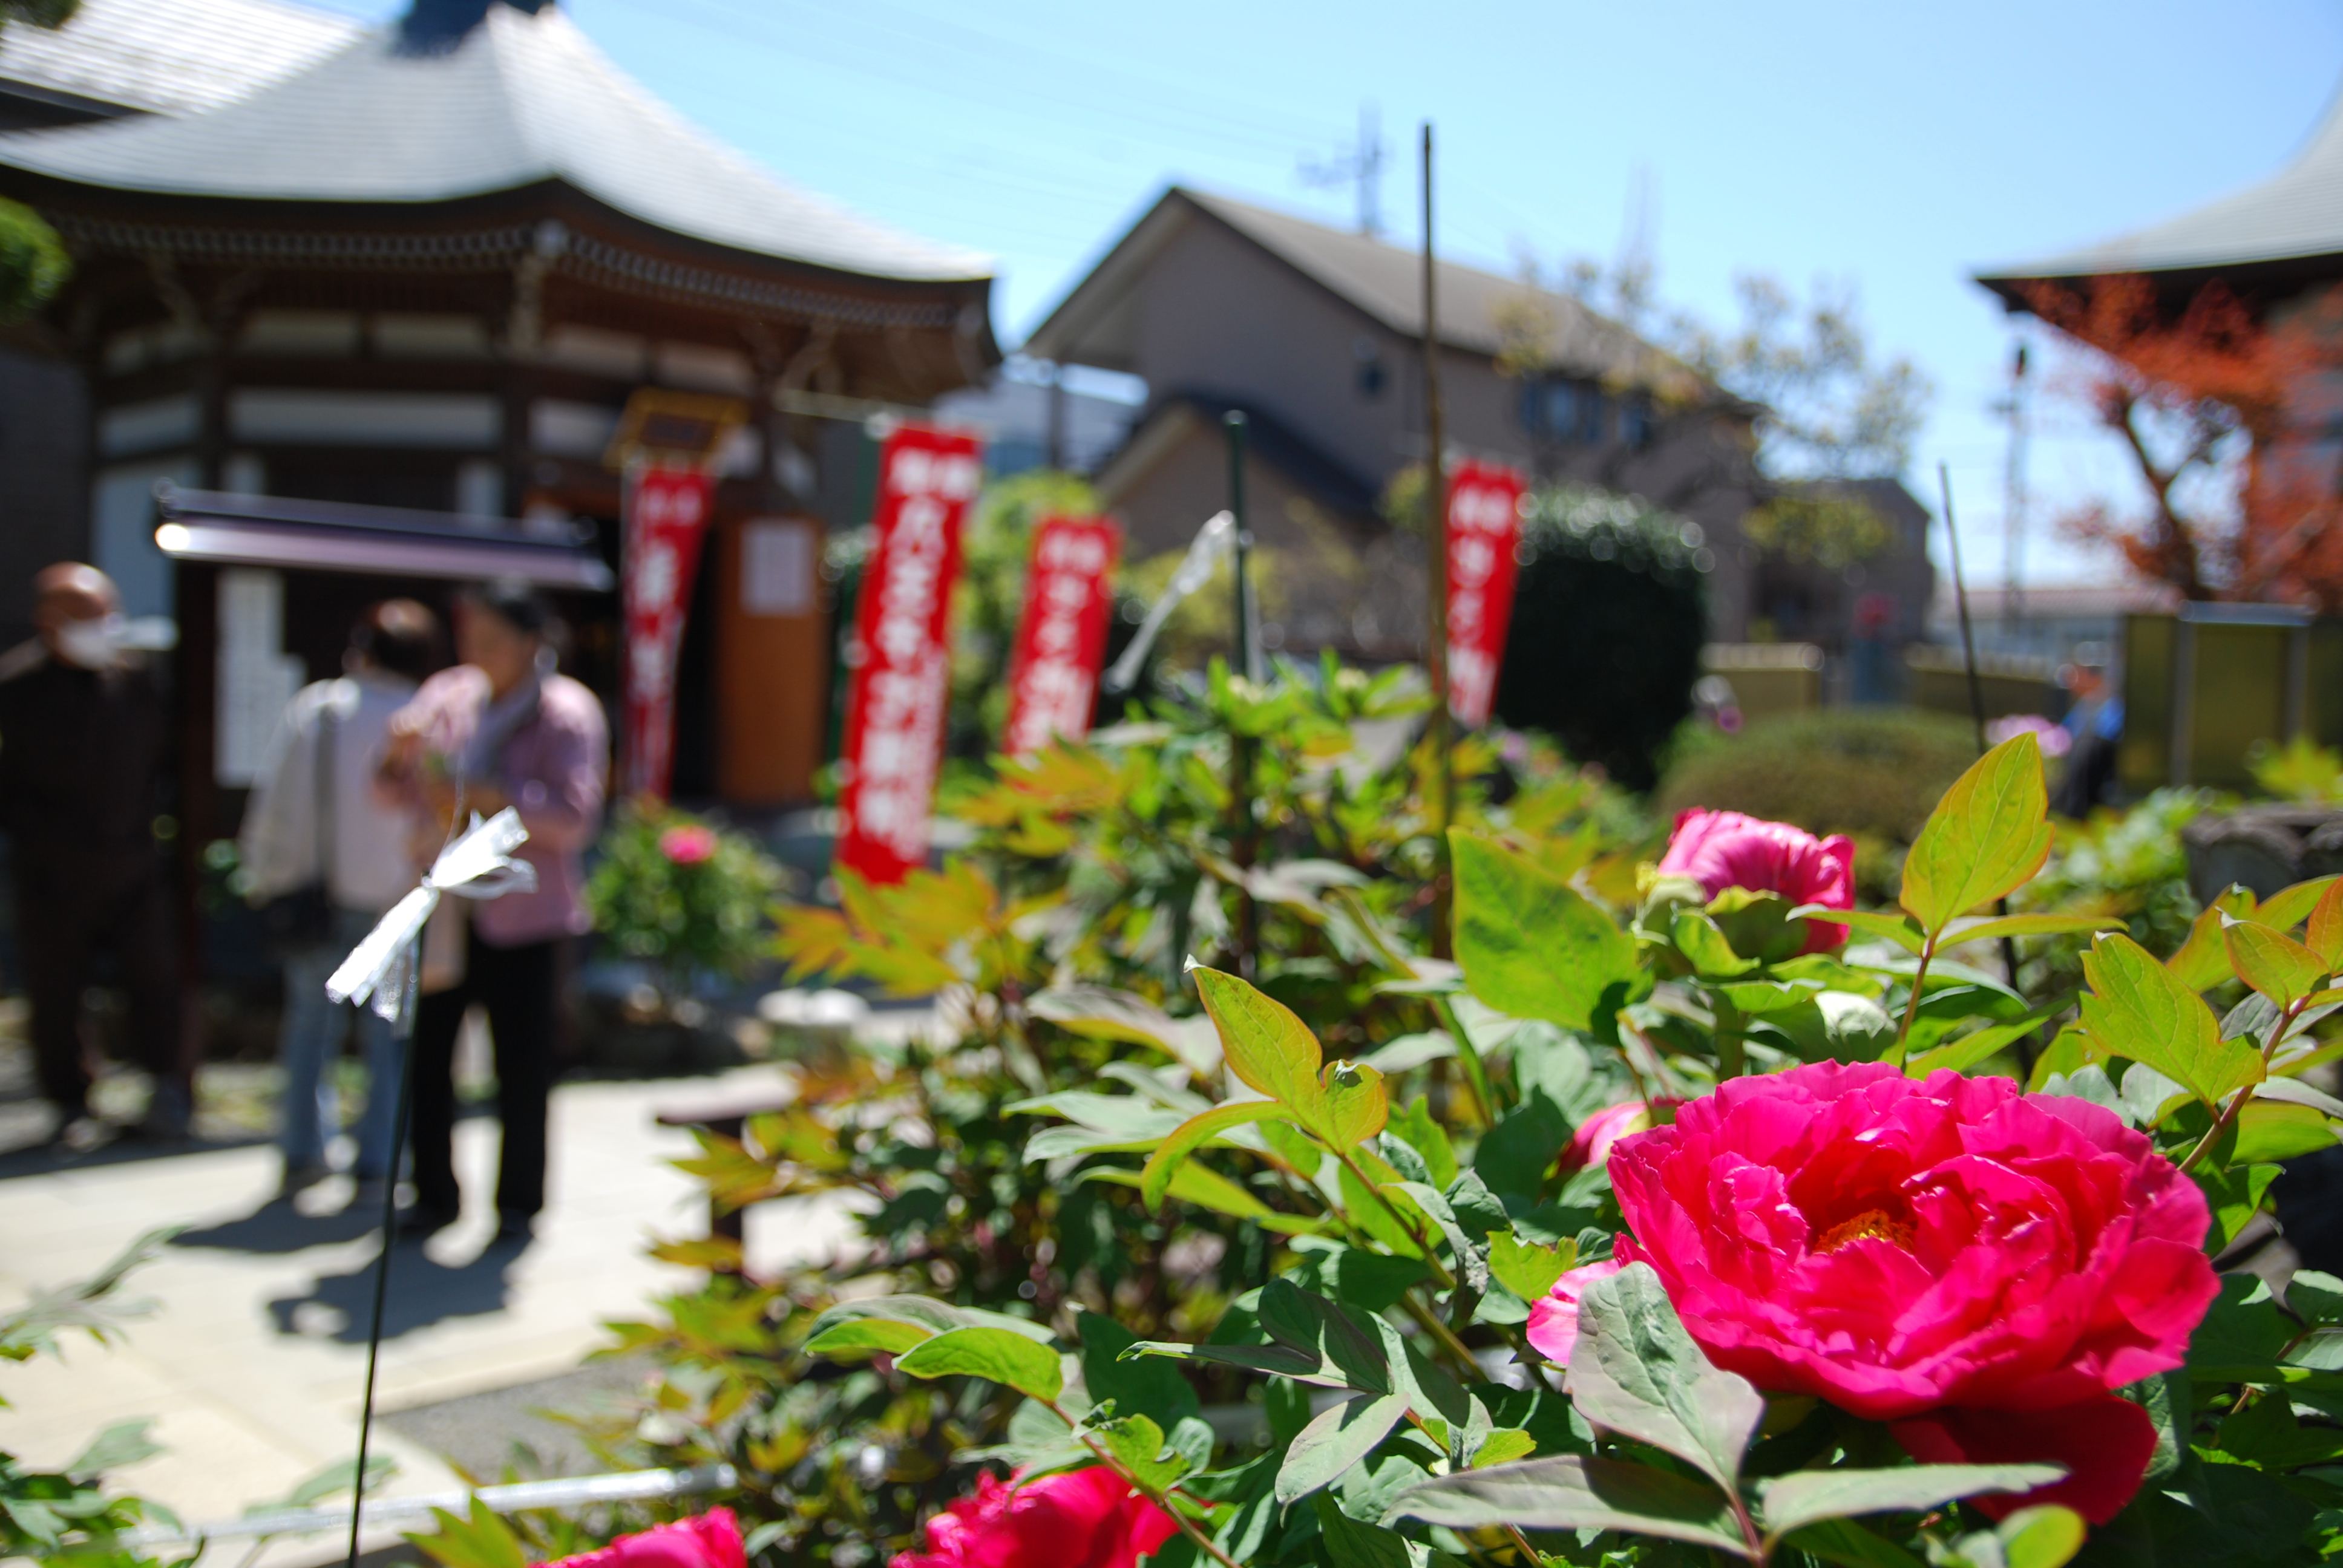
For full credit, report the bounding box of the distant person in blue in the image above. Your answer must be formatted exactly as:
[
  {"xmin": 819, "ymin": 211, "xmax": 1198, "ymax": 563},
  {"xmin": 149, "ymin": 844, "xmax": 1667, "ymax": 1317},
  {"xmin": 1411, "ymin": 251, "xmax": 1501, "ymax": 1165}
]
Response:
[
  {"xmin": 240, "ymin": 601, "xmax": 440, "ymax": 1197},
  {"xmin": 2053, "ymin": 648, "xmax": 2123, "ymax": 818}
]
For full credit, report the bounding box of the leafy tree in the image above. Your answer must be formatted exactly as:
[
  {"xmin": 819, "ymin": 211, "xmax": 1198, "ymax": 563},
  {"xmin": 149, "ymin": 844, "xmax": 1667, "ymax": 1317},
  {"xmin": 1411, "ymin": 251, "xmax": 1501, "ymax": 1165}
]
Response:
[
  {"xmin": 0, "ymin": 5, "xmax": 78, "ymax": 321},
  {"xmin": 1500, "ymin": 258, "xmax": 1930, "ymax": 567},
  {"xmin": 2018, "ymin": 273, "xmax": 2343, "ymax": 610}
]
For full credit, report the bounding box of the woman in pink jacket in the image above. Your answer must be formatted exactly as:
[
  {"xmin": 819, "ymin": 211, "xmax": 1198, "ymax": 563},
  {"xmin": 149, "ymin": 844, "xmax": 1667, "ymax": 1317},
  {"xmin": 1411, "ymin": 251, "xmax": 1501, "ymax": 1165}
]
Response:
[{"xmin": 378, "ymin": 580, "xmax": 606, "ymax": 1241}]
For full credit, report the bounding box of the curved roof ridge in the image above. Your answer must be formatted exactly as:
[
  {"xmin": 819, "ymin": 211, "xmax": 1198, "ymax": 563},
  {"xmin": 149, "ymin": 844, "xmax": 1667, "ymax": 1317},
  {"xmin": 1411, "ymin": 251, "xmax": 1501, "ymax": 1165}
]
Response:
[
  {"xmin": 0, "ymin": 4, "xmax": 989, "ymax": 284},
  {"xmin": 1979, "ymin": 74, "xmax": 2343, "ymax": 281}
]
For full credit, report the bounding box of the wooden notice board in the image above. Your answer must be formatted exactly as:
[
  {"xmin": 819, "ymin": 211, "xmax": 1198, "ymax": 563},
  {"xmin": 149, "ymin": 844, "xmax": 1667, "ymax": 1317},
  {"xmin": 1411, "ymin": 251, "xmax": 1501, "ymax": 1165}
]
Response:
[{"xmin": 715, "ymin": 511, "xmax": 829, "ymax": 803}]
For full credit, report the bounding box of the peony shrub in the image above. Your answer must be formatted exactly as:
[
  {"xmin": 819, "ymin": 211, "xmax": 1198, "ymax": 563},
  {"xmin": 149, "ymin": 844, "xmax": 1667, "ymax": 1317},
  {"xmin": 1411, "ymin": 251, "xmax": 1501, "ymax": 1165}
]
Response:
[{"xmin": 615, "ymin": 716, "xmax": 2343, "ymax": 1568}]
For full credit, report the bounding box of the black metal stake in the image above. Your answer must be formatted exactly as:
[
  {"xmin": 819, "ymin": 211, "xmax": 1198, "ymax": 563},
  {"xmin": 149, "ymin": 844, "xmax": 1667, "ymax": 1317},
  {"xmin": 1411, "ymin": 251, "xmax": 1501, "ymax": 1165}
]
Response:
[
  {"xmin": 1938, "ymin": 464, "xmax": 2027, "ymax": 1002},
  {"xmin": 1225, "ymin": 411, "xmax": 1259, "ymax": 977},
  {"xmin": 347, "ymin": 946, "xmax": 421, "ymax": 1568}
]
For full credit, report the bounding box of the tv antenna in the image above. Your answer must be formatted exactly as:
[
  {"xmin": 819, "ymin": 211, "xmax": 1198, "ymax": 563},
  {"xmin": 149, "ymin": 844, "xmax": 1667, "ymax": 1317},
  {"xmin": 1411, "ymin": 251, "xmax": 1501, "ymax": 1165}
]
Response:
[{"xmin": 1299, "ymin": 102, "xmax": 1386, "ymax": 237}]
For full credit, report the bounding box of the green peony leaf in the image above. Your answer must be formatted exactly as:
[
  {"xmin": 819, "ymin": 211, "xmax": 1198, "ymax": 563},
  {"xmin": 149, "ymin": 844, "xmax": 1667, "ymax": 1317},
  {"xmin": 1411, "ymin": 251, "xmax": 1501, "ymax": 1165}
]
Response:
[
  {"xmin": 892, "ymin": 1325, "xmax": 1064, "ymax": 1402},
  {"xmin": 803, "ymin": 1319, "xmax": 932, "ymax": 1357},
  {"xmin": 1755, "ymin": 1463, "xmax": 2065, "ymax": 1541},
  {"xmin": 1569, "ymin": 1262, "xmax": 1764, "ymax": 1496},
  {"xmin": 2252, "ymin": 873, "xmax": 2343, "ymax": 934},
  {"xmin": 1385, "ymin": 1454, "xmax": 1746, "ymax": 1555},
  {"xmin": 2079, "ymin": 932, "xmax": 2261, "ymax": 1109},
  {"xmin": 1472, "ymin": 1428, "xmax": 1538, "ymax": 1468},
  {"xmin": 1898, "ymin": 732, "xmax": 2053, "ymax": 935},
  {"xmin": 2169, "ymin": 886, "xmax": 2257, "ymax": 991},
  {"xmin": 1273, "ymin": 1391, "xmax": 1410, "ymax": 1503},
  {"xmin": 1090, "ymin": 1410, "xmax": 1190, "ymax": 1492},
  {"xmin": 1450, "ymin": 828, "xmax": 1640, "ymax": 1030}
]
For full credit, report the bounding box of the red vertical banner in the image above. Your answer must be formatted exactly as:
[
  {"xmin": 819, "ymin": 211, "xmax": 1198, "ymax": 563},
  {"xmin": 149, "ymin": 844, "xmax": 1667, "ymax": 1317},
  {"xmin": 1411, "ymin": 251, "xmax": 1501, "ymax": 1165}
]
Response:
[
  {"xmin": 621, "ymin": 465, "xmax": 713, "ymax": 800},
  {"xmin": 1444, "ymin": 459, "xmax": 1527, "ymax": 728},
  {"xmin": 1003, "ymin": 516, "xmax": 1121, "ymax": 759},
  {"xmin": 836, "ymin": 423, "xmax": 984, "ymax": 884}
]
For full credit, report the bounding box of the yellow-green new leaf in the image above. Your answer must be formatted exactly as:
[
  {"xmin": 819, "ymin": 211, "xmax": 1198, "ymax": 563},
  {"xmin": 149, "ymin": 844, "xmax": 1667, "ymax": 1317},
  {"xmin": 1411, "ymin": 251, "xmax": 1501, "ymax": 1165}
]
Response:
[
  {"xmin": 2224, "ymin": 915, "xmax": 2333, "ymax": 1011},
  {"xmin": 2079, "ymin": 933, "xmax": 2262, "ymax": 1109},
  {"xmin": 892, "ymin": 1326, "xmax": 1064, "ymax": 1403},
  {"xmin": 1489, "ymin": 1232, "xmax": 1573, "ymax": 1301},
  {"xmin": 1140, "ymin": 1100, "xmax": 1282, "ymax": 1210},
  {"xmin": 1473, "ymin": 1429, "xmax": 1539, "ymax": 1469},
  {"xmin": 2309, "ymin": 881, "xmax": 2343, "ymax": 969},
  {"xmin": 2169, "ymin": 887, "xmax": 2255, "ymax": 991},
  {"xmin": 1311, "ymin": 1060, "xmax": 1388, "ymax": 1152},
  {"xmin": 1941, "ymin": 912, "xmax": 2124, "ymax": 947},
  {"xmin": 1898, "ymin": 733, "xmax": 2053, "ymax": 934},
  {"xmin": 1191, "ymin": 964, "xmax": 1323, "ymax": 1109},
  {"xmin": 2253, "ymin": 874, "xmax": 2343, "ymax": 934}
]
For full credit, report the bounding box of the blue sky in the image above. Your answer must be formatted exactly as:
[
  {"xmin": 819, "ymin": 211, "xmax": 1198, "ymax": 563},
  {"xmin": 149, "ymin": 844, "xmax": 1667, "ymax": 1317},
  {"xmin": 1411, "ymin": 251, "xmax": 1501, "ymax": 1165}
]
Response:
[{"xmin": 320, "ymin": 0, "xmax": 2343, "ymax": 589}]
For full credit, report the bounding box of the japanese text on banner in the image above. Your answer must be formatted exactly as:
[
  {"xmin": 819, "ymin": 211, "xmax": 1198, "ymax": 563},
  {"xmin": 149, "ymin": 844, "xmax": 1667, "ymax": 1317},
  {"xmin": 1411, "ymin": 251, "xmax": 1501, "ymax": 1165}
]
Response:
[
  {"xmin": 836, "ymin": 425, "xmax": 984, "ymax": 884},
  {"xmin": 1003, "ymin": 516, "xmax": 1119, "ymax": 759},
  {"xmin": 621, "ymin": 465, "xmax": 713, "ymax": 800},
  {"xmin": 1444, "ymin": 459, "xmax": 1527, "ymax": 728}
]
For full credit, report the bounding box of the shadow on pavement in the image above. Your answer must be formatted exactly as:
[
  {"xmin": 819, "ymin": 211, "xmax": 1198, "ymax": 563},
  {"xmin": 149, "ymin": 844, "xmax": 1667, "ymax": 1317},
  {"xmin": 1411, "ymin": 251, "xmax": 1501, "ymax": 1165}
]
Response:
[
  {"xmin": 174, "ymin": 1192, "xmax": 387, "ymax": 1253},
  {"xmin": 0, "ymin": 1131, "xmax": 270, "ymax": 1181},
  {"xmin": 268, "ymin": 1232, "xmax": 531, "ymax": 1344}
]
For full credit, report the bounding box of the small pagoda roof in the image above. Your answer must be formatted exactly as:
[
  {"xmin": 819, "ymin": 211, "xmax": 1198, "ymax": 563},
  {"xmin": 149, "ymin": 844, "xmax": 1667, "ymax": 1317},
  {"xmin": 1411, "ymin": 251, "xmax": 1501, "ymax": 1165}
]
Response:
[
  {"xmin": 0, "ymin": 1, "xmax": 989, "ymax": 284},
  {"xmin": 1978, "ymin": 81, "xmax": 2343, "ymax": 301}
]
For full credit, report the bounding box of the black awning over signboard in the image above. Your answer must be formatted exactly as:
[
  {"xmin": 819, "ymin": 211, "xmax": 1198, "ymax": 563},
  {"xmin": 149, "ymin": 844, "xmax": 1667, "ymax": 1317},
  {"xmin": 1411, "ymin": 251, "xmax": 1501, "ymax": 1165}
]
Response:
[{"xmin": 152, "ymin": 485, "xmax": 615, "ymax": 590}]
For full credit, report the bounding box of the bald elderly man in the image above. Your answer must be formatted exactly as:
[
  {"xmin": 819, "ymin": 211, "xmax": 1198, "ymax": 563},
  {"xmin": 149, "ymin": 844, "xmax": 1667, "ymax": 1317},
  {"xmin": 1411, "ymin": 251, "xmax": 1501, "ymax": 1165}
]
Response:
[{"xmin": 0, "ymin": 564, "xmax": 187, "ymax": 1145}]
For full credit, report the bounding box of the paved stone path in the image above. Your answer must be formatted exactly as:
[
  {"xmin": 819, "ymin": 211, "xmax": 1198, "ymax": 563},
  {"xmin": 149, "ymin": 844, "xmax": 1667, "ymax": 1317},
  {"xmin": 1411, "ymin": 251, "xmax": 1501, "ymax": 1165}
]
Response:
[{"xmin": 0, "ymin": 1063, "xmax": 863, "ymax": 1567}]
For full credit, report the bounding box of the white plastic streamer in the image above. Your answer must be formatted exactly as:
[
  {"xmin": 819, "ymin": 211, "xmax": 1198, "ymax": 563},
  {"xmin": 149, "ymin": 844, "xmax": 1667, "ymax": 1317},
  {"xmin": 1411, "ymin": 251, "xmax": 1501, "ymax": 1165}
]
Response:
[
  {"xmin": 326, "ymin": 808, "xmax": 538, "ymax": 1021},
  {"xmin": 1101, "ymin": 510, "xmax": 1235, "ymax": 694}
]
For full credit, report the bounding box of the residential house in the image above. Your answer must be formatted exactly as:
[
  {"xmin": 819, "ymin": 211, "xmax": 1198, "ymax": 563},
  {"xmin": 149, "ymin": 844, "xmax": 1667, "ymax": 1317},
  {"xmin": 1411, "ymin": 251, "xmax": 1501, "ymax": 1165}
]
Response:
[{"xmin": 1024, "ymin": 186, "xmax": 1935, "ymax": 662}]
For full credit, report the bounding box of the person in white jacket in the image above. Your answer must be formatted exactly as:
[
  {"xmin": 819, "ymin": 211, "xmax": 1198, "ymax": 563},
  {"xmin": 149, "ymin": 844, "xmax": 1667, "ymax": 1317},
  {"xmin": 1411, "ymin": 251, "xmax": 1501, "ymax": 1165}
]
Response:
[{"xmin": 239, "ymin": 601, "xmax": 439, "ymax": 1194}]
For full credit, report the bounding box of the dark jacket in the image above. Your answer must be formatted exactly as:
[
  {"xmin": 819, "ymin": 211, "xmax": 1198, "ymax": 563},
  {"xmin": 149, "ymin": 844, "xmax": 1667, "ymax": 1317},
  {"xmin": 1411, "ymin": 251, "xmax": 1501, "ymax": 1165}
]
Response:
[{"xmin": 0, "ymin": 641, "xmax": 169, "ymax": 884}]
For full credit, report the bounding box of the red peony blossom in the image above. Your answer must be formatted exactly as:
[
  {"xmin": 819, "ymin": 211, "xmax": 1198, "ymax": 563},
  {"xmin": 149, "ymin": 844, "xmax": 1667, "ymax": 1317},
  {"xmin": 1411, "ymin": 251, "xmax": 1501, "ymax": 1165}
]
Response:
[
  {"xmin": 1524, "ymin": 1258, "xmax": 1624, "ymax": 1367},
  {"xmin": 892, "ymin": 1466, "xmax": 1179, "ymax": 1568},
  {"xmin": 1572, "ymin": 1062, "xmax": 2215, "ymax": 1524},
  {"xmin": 1558, "ymin": 1099, "xmax": 1679, "ymax": 1175},
  {"xmin": 1654, "ymin": 808, "xmax": 1855, "ymax": 953},
  {"xmin": 550, "ymin": 1509, "xmax": 745, "ymax": 1568},
  {"xmin": 659, "ymin": 824, "xmax": 719, "ymax": 865}
]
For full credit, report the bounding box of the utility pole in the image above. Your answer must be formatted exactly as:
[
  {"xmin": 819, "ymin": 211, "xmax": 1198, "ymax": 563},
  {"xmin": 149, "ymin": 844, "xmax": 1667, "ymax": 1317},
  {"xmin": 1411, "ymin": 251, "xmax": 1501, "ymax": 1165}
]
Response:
[{"xmin": 1421, "ymin": 122, "xmax": 1452, "ymax": 959}]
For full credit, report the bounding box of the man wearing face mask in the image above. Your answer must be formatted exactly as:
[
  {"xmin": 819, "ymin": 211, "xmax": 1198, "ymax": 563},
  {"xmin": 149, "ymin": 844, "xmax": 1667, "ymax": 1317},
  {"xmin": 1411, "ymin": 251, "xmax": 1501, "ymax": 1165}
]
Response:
[{"xmin": 0, "ymin": 563, "xmax": 187, "ymax": 1147}]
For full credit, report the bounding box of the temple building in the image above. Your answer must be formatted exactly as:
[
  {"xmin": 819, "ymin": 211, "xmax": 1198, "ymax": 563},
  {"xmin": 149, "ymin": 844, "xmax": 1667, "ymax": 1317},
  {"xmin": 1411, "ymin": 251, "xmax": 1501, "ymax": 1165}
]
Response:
[{"xmin": 0, "ymin": 0, "xmax": 997, "ymax": 832}]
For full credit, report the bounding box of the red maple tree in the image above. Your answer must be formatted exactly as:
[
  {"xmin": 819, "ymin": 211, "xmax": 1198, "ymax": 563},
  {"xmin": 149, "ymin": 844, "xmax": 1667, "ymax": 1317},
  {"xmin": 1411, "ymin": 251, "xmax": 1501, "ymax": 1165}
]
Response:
[{"xmin": 2022, "ymin": 273, "xmax": 2343, "ymax": 609}]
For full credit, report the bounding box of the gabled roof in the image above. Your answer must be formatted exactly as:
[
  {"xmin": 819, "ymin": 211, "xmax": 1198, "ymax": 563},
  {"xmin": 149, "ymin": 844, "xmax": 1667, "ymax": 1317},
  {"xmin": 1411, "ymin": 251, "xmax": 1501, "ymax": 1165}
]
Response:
[
  {"xmin": 0, "ymin": 0, "xmax": 358, "ymax": 119},
  {"xmin": 0, "ymin": 2, "xmax": 990, "ymax": 284},
  {"xmin": 1027, "ymin": 186, "xmax": 1683, "ymax": 388},
  {"xmin": 1978, "ymin": 80, "xmax": 2343, "ymax": 292}
]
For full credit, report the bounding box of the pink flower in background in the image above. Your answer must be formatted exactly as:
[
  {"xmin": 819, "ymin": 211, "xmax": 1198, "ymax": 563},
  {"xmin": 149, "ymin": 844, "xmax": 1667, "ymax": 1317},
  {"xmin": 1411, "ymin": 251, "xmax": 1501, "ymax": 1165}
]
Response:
[
  {"xmin": 660, "ymin": 824, "xmax": 719, "ymax": 865},
  {"xmin": 1558, "ymin": 1099, "xmax": 1677, "ymax": 1174},
  {"xmin": 1987, "ymin": 713, "xmax": 2074, "ymax": 759},
  {"xmin": 1656, "ymin": 808, "xmax": 1855, "ymax": 953},
  {"xmin": 1523, "ymin": 1258, "xmax": 1624, "ymax": 1367},
  {"xmin": 552, "ymin": 1509, "xmax": 744, "ymax": 1568},
  {"xmin": 893, "ymin": 1466, "xmax": 1178, "ymax": 1568},
  {"xmin": 1596, "ymin": 1062, "xmax": 2215, "ymax": 1524}
]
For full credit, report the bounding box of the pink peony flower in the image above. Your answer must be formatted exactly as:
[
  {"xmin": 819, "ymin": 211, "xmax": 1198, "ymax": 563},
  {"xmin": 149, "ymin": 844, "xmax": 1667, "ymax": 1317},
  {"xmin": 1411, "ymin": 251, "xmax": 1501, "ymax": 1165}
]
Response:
[
  {"xmin": 1655, "ymin": 808, "xmax": 1855, "ymax": 953},
  {"xmin": 550, "ymin": 1509, "xmax": 744, "ymax": 1568},
  {"xmin": 660, "ymin": 824, "xmax": 719, "ymax": 866},
  {"xmin": 893, "ymin": 1466, "xmax": 1179, "ymax": 1568},
  {"xmin": 1590, "ymin": 1062, "xmax": 2215, "ymax": 1524},
  {"xmin": 1524, "ymin": 1259, "xmax": 1624, "ymax": 1366},
  {"xmin": 1558, "ymin": 1099, "xmax": 1679, "ymax": 1175}
]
